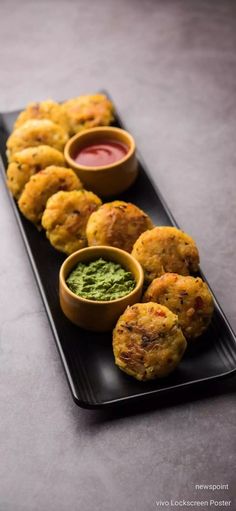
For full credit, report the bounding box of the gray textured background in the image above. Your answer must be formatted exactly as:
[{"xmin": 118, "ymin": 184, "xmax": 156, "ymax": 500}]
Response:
[{"xmin": 0, "ymin": 1, "xmax": 235, "ymax": 510}]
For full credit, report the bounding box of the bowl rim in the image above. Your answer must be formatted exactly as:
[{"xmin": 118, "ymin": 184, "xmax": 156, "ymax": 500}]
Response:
[
  {"xmin": 59, "ymin": 245, "xmax": 144, "ymax": 305},
  {"xmin": 64, "ymin": 126, "xmax": 136, "ymax": 172}
]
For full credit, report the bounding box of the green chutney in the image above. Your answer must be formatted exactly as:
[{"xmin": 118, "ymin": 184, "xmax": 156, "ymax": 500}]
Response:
[{"xmin": 66, "ymin": 258, "xmax": 136, "ymax": 301}]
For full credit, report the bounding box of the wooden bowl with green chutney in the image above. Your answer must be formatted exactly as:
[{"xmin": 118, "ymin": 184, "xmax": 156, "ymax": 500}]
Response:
[{"xmin": 59, "ymin": 246, "xmax": 144, "ymax": 332}]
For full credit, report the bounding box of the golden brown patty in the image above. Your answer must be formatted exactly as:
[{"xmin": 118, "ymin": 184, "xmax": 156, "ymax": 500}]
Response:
[
  {"xmin": 6, "ymin": 145, "xmax": 65, "ymax": 199},
  {"xmin": 18, "ymin": 166, "xmax": 82, "ymax": 226},
  {"xmin": 143, "ymin": 273, "xmax": 214, "ymax": 340},
  {"xmin": 113, "ymin": 302, "xmax": 187, "ymax": 381},
  {"xmin": 14, "ymin": 100, "xmax": 69, "ymax": 133},
  {"xmin": 86, "ymin": 201, "xmax": 153, "ymax": 253},
  {"xmin": 6, "ymin": 119, "xmax": 68, "ymax": 160},
  {"xmin": 132, "ymin": 226, "xmax": 199, "ymax": 283},
  {"xmin": 42, "ymin": 190, "xmax": 102, "ymax": 254},
  {"xmin": 62, "ymin": 94, "xmax": 114, "ymax": 135}
]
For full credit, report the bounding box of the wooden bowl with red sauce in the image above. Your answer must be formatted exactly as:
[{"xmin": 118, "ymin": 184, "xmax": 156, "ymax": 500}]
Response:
[{"xmin": 64, "ymin": 127, "xmax": 138, "ymax": 197}]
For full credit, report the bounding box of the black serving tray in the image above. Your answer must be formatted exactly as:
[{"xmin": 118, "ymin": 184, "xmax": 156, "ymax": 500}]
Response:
[{"xmin": 1, "ymin": 97, "xmax": 236, "ymax": 409}]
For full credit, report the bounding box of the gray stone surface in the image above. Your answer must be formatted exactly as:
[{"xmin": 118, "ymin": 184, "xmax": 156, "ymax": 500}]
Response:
[{"xmin": 0, "ymin": 0, "xmax": 235, "ymax": 510}]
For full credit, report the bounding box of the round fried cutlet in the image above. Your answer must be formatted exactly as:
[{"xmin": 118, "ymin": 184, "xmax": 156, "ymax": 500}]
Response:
[
  {"xmin": 86, "ymin": 201, "xmax": 153, "ymax": 253},
  {"xmin": 6, "ymin": 145, "xmax": 65, "ymax": 199},
  {"xmin": 14, "ymin": 100, "xmax": 69, "ymax": 133},
  {"xmin": 18, "ymin": 166, "xmax": 82, "ymax": 227},
  {"xmin": 143, "ymin": 273, "xmax": 214, "ymax": 340},
  {"xmin": 62, "ymin": 94, "xmax": 114, "ymax": 135},
  {"xmin": 42, "ymin": 190, "xmax": 102, "ymax": 254},
  {"xmin": 132, "ymin": 226, "xmax": 199, "ymax": 283},
  {"xmin": 113, "ymin": 302, "xmax": 187, "ymax": 381},
  {"xmin": 6, "ymin": 119, "xmax": 68, "ymax": 161}
]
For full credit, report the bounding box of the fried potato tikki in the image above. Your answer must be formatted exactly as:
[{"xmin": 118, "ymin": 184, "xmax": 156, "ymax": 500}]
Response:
[
  {"xmin": 14, "ymin": 99, "xmax": 69, "ymax": 133},
  {"xmin": 18, "ymin": 166, "xmax": 82, "ymax": 227},
  {"xmin": 42, "ymin": 190, "xmax": 102, "ymax": 255},
  {"xmin": 86, "ymin": 201, "xmax": 153, "ymax": 253},
  {"xmin": 132, "ymin": 226, "xmax": 199, "ymax": 283},
  {"xmin": 143, "ymin": 273, "xmax": 214, "ymax": 340},
  {"xmin": 113, "ymin": 302, "xmax": 187, "ymax": 381},
  {"xmin": 6, "ymin": 145, "xmax": 65, "ymax": 199},
  {"xmin": 7, "ymin": 119, "xmax": 68, "ymax": 161},
  {"xmin": 62, "ymin": 94, "xmax": 114, "ymax": 135}
]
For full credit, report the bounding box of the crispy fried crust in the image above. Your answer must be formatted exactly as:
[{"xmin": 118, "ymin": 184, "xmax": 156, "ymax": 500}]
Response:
[
  {"xmin": 6, "ymin": 119, "xmax": 68, "ymax": 161},
  {"xmin": 132, "ymin": 226, "xmax": 199, "ymax": 283},
  {"xmin": 143, "ymin": 273, "xmax": 214, "ymax": 340},
  {"xmin": 6, "ymin": 145, "xmax": 65, "ymax": 199},
  {"xmin": 18, "ymin": 166, "xmax": 82, "ymax": 226},
  {"xmin": 113, "ymin": 302, "xmax": 187, "ymax": 380},
  {"xmin": 86, "ymin": 200, "xmax": 153, "ymax": 253},
  {"xmin": 62, "ymin": 94, "xmax": 114, "ymax": 135},
  {"xmin": 14, "ymin": 100, "xmax": 69, "ymax": 133},
  {"xmin": 42, "ymin": 190, "xmax": 102, "ymax": 254}
]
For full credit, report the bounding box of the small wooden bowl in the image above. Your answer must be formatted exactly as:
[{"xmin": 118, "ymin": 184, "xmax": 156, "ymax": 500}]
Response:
[
  {"xmin": 64, "ymin": 127, "xmax": 138, "ymax": 197},
  {"xmin": 59, "ymin": 246, "xmax": 144, "ymax": 332}
]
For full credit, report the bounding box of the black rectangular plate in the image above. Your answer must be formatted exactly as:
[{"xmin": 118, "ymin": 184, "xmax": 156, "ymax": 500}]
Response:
[{"xmin": 1, "ymin": 96, "xmax": 236, "ymax": 409}]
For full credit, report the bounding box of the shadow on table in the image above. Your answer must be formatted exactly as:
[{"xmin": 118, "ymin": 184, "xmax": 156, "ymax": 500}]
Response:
[{"xmin": 83, "ymin": 374, "xmax": 236, "ymax": 425}]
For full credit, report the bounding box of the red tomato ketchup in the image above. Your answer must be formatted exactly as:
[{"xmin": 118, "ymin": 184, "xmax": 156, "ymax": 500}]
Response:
[{"xmin": 74, "ymin": 140, "xmax": 128, "ymax": 167}]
